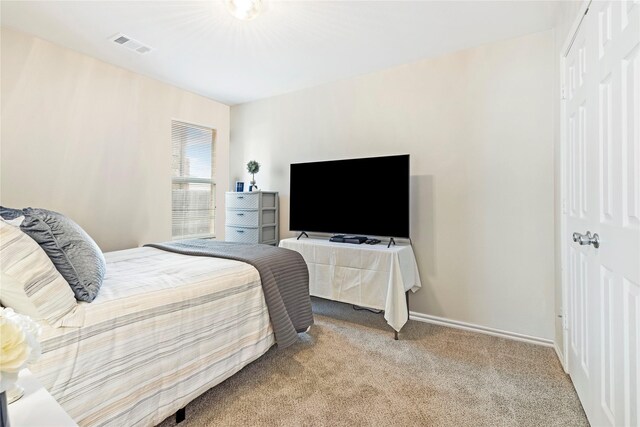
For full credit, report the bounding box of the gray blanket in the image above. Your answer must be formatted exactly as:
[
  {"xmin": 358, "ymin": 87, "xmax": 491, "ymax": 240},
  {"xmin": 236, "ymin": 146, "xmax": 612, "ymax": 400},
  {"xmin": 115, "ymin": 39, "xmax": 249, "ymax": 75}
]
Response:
[{"xmin": 145, "ymin": 239, "xmax": 313, "ymax": 348}]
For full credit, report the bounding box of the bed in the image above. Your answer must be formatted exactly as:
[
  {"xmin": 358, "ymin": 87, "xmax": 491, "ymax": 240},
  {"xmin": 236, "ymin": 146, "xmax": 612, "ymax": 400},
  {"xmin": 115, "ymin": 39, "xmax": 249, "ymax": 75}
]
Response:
[
  {"xmin": 29, "ymin": 246, "xmax": 294, "ymax": 426},
  {"xmin": 1, "ymin": 208, "xmax": 312, "ymax": 426}
]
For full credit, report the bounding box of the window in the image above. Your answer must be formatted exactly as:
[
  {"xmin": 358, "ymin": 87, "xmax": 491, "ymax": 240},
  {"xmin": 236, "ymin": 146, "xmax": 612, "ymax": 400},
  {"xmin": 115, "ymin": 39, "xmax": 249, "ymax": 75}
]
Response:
[{"xmin": 171, "ymin": 121, "xmax": 215, "ymax": 239}]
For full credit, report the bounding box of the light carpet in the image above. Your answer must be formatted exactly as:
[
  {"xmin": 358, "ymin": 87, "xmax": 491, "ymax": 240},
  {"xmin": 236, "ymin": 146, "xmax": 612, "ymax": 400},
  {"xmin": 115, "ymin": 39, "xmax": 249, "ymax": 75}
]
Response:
[{"xmin": 158, "ymin": 297, "xmax": 587, "ymax": 426}]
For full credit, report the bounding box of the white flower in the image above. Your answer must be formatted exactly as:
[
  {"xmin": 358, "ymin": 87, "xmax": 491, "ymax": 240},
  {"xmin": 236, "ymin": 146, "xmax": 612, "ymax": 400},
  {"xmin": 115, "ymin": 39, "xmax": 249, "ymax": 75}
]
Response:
[{"xmin": 0, "ymin": 308, "xmax": 41, "ymax": 392}]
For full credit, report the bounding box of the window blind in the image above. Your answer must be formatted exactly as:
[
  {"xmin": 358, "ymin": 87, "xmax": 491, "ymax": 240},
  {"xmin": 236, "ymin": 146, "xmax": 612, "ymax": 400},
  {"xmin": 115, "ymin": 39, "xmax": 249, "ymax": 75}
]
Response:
[{"xmin": 171, "ymin": 121, "xmax": 215, "ymax": 239}]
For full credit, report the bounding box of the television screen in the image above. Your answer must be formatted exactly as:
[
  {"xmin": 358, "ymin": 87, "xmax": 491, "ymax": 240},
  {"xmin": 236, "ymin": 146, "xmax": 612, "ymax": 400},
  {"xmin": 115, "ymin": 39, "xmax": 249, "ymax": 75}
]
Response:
[{"xmin": 289, "ymin": 154, "xmax": 410, "ymax": 238}]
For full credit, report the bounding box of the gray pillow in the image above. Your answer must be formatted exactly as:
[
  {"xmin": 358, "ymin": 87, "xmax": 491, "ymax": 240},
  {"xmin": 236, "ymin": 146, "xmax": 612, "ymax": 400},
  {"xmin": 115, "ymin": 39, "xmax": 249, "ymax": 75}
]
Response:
[
  {"xmin": 0, "ymin": 206, "xmax": 22, "ymax": 220},
  {"xmin": 19, "ymin": 208, "xmax": 106, "ymax": 302}
]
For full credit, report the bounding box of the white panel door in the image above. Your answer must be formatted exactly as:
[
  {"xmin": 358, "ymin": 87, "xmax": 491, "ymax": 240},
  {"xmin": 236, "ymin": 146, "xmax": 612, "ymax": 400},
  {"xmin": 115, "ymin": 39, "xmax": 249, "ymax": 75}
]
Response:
[
  {"xmin": 565, "ymin": 9, "xmax": 597, "ymax": 420},
  {"xmin": 564, "ymin": 1, "xmax": 640, "ymax": 426}
]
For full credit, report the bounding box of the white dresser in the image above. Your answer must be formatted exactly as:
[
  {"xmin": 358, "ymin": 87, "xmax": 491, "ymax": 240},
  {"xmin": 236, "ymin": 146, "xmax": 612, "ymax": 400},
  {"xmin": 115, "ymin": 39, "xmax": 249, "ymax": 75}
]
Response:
[{"xmin": 225, "ymin": 191, "xmax": 279, "ymax": 245}]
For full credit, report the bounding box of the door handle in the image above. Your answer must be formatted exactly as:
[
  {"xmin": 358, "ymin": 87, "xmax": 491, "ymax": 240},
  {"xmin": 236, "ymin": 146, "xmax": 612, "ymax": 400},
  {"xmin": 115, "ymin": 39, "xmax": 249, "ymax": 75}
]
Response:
[{"xmin": 572, "ymin": 231, "xmax": 600, "ymax": 249}]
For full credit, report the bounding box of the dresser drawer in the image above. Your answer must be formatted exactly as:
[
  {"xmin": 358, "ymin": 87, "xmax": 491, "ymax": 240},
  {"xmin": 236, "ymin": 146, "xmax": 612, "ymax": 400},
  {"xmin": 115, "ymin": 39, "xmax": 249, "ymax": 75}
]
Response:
[
  {"xmin": 226, "ymin": 192, "xmax": 259, "ymax": 209},
  {"xmin": 226, "ymin": 209, "xmax": 259, "ymax": 227},
  {"xmin": 225, "ymin": 226, "xmax": 259, "ymax": 243}
]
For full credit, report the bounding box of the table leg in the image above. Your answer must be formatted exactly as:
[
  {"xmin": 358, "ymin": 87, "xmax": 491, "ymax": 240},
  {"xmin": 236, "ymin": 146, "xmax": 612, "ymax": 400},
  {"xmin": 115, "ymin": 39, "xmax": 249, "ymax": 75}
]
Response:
[
  {"xmin": 394, "ymin": 291, "xmax": 411, "ymax": 341},
  {"xmin": 406, "ymin": 290, "xmax": 410, "ymax": 321}
]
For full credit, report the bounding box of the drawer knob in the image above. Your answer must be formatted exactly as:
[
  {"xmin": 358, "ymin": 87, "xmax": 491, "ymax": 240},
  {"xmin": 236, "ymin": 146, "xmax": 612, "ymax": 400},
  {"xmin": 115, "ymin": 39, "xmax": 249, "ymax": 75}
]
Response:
[
  {"xmin": 237, "ymin": 213, "xmax": 244, "ymax": 216},
  {"xmin": 236, "ymin": 229, "xmax": 245, "ymax": 233},
  {"xmin": 237, "ymin": 196, "xmax": 244, "ymax": 199}
]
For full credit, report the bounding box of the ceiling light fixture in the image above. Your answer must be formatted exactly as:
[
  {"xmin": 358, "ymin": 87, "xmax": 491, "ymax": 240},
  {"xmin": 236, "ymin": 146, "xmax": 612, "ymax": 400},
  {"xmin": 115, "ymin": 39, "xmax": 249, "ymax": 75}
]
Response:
[{"xmin": 225, "ymin": 0, "xmax": 262, "ymax": 21}]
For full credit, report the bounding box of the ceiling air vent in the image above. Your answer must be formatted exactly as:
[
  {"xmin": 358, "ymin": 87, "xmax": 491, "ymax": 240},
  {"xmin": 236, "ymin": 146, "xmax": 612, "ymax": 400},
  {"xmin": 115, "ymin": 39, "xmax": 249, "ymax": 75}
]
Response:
[{"xmin": 109, "ymin": 33, "xmax": 154, "ymax": 55}]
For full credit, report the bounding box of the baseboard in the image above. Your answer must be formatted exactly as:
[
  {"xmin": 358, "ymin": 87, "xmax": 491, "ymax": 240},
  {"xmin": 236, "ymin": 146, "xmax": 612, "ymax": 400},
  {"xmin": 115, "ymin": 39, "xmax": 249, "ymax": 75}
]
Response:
[
  {"xmin": 409, "ymin": 311, "xmax": 554, "ymax": 347},
  {"xmin": 554, "ymin": 342, "xmax": 568, "ymax": 373}
]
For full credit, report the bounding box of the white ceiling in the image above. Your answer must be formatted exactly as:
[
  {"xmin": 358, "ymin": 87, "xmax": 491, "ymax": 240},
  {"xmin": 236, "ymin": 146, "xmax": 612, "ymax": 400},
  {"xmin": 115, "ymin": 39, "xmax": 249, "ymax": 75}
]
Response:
[{"xmin": 0, "ymin": 1, "xmax": 560, "ymax": 105}]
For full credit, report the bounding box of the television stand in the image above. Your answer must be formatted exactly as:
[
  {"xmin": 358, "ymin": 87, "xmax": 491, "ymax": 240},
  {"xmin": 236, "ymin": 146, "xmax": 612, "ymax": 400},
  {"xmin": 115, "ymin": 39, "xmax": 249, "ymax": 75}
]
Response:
[
  {"xmin": 296, "ymin": 231, "xmax": 309, "ymax": 240},
  {"xmin": 279, "ymin": 237, "xmax": 422, "ymax": 339},
  {"xmin": 387, "ymin": 237, "xmax": 396, "ymax": 248}
]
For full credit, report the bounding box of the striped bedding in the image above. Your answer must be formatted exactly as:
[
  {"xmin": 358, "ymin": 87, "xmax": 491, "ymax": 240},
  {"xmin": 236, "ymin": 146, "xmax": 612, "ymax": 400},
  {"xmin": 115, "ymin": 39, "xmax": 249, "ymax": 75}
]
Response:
[
  {"xmin": 146, "ymin": 239, "xmax": 314, "ymax": 348},
  {"xmin": 30, "ymin": 247, "xmax": 275, "ymax": 427}
]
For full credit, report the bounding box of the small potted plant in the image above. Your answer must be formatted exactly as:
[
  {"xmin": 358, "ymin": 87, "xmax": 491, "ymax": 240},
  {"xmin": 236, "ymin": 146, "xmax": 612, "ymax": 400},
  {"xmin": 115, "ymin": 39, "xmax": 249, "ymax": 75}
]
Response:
[{"xmin": 246, "ymin": 160, "xmax": 260, "ymax": 191}]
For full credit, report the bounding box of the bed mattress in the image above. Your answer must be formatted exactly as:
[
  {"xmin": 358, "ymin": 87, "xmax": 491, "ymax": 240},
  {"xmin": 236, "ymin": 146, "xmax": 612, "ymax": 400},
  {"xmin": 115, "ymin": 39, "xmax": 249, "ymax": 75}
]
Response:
[{"xmin": 30, "ymin": 247, "xmax": 275, "ymax": 426}]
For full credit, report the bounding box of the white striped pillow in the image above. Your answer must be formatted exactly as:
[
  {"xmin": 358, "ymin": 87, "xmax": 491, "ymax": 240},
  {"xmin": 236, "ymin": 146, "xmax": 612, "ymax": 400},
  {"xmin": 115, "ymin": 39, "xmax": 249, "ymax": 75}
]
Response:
[{"xmin": 0, "ymin": 219, "xmax": 84, "ymax": 327}]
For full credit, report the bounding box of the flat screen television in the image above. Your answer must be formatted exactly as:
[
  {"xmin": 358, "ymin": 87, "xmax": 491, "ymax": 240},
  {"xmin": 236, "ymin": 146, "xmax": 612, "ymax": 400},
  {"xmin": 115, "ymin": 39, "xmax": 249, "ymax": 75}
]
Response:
[{"xmin": 289, "ymin": 154, "xmax": 410, "ymax": 238}]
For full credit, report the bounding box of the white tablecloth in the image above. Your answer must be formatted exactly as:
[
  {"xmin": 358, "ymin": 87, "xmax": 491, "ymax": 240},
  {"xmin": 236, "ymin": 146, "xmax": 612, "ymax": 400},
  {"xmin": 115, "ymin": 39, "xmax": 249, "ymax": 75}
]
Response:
[{"xmin": 279, "ymin": 238, "xmax": 422, "ymax": 331}]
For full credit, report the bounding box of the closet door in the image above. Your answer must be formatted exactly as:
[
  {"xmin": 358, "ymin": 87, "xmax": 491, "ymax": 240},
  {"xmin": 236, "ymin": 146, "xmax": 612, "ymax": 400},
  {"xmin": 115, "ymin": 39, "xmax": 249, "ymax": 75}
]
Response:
[
  {"xmin": 565, "ymin": 8, "xmax": 599, "ymax": 421},
  {"xmin": 564, "ymin": 1, "xmax": 640, "ymax": 425}
]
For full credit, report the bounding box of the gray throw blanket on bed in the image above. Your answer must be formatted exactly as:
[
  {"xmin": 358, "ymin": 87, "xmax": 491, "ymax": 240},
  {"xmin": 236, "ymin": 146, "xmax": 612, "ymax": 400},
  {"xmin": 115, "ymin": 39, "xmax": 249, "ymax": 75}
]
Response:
[{"xmin": 144, "ymin": 239, "xmax": 313, "ymax": 348}]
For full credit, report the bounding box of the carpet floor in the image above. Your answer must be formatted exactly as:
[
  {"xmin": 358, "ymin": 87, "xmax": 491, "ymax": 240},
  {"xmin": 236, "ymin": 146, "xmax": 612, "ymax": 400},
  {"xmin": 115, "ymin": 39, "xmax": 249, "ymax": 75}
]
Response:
[{"xmin": 158, "ymin": 297, "xmax": 588, "ymax": 427}]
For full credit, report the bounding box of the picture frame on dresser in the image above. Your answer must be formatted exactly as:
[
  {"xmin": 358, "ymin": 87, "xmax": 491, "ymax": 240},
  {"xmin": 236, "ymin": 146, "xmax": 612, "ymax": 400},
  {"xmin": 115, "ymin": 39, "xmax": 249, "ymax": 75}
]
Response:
[{"xmin": 235, "ymin": 181, "xmax": 244, "ymax": 192}]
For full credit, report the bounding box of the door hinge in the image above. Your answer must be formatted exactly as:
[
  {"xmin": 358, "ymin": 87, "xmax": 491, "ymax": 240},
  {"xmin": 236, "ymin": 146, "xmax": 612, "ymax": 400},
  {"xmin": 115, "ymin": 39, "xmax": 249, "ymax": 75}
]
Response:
[
  {"xmin": 558, "ymin": 314, "xmax": 569, "ymax": 330},
  {"xmin": 561, "ymin": 86, "xmax": 567, "ymax": 100}
]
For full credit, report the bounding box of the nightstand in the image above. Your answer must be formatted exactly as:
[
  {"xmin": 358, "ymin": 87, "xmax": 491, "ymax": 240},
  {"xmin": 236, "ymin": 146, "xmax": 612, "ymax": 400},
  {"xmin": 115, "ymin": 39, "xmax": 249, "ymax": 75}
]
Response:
[{"xmin": 8, "ymin": 369, "xmax": 77, "ymax": 427}]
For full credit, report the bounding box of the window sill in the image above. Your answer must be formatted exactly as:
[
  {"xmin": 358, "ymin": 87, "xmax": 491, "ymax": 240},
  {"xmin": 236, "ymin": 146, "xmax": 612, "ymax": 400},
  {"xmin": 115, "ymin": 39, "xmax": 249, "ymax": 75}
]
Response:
[{"xmin": 172, "ymin": 234, "xmax": 216, "ymax": 241}]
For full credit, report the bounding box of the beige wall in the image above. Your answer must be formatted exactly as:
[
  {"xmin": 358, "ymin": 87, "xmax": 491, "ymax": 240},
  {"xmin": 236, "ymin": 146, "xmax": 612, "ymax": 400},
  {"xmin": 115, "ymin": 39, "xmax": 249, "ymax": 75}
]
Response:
[
  {"xmin": 231, "ymin": 30, "xmax": 556, "ymax": 340},
  {"xmin": 0, "ymin": 27, "xmax": 230, "ymax": 252}
]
